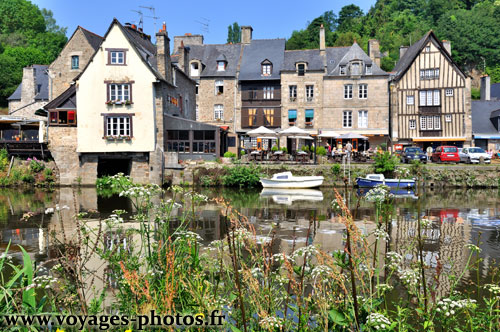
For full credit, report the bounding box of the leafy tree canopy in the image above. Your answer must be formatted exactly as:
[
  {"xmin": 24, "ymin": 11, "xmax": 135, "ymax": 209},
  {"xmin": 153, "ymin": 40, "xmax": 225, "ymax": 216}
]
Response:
[{"xmin": 227, "ymin": 22, "xmax": 241, "ymax": 44}]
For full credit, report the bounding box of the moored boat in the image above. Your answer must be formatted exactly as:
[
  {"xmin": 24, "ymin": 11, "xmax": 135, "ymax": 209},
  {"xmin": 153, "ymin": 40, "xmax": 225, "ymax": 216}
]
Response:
[
  {"xmin": 259, "ymin": 172, "xmax": 324, "ymax": 189},
  {"xmin": 356, "ymin": 174, "xmax": 415, "ymax": 188}
]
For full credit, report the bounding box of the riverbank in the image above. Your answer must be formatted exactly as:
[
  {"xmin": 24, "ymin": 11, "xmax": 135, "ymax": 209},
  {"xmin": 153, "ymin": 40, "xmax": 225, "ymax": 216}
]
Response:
[
  {"xmin": 0, "ymin": 150, "xmax": 55, "ymax": 187},
  {"xmin": 169, "ymin": 163, "xmax": 500, "ymax": 188}
]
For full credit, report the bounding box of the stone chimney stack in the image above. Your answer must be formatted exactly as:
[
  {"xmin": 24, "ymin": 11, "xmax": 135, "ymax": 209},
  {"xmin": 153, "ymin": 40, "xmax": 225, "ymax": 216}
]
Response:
[
  {"xmin": 241, "ymin": 26, "xmax": 253, "ymax": 44},
  {"xmin": 442, "ymin": 40, "xmax": 451, "ymax": 55},
  {"xmin": 480, "ymin": 75, "xmax": 491, "ymax": 101},
  {"xmin": 319, "ymin": 24, "xmax": 326, "ymax": 52},
  {"xmin": 177, "ymin": 41, "xmax": 189, "ymax": 74},
  {"xmin": 368, "ymin": 39, "xmax": 381, "ymax": 67},
  {"xmin": 399, "ymin": 46, "xmax": 409, "ymax": 59},
  {"xmin": 21, "ymin": 66, "xmax": 36, "ymax": 104},
  {"xmin": 173, "ymin": 33, "xmax": 203, "ymax": 51},
  {"xmin": 156, "ymin": 22, "xmax": 172, "ymax": 84}
]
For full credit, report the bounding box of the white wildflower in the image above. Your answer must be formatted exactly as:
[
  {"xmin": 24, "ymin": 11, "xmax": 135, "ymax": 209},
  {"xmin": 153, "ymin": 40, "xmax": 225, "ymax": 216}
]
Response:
[
  {"xmin": 465, "ymin": 244, "xmax": 482, "ymax": 253},
  {"xmin": 259, "ymin": 316, "xmax": 283, "ymax": 330},
  {"xmin": 365, "ymin": 184, "xmax": 391, "ymax": 204},
  {"xmin": 398, "ymin": 268, "xmax": 420, "ymax": 288},
  {"xmin": 174, "ymin": 230, "xmax": 203, "ymax": 243},
  {"xmin": 292, "ymin": 245, "xmax": 319, "ymax": 259},
  {"xmin": 436, "ymin": 298, "xmax": 476, "ymax": 316},
  {"xmin": 420, "ymin": 218, "xmax": 432, "ymax": 228},
  {"xmin": 45, "ymin": 207, "xmax": 54, "ymax": 214},
  {"xmin": 366, "ymin": 312, "xmax": 391, "ymax": 330},
  {"xmin": 386, "ymin": 251, "xmax": 403, "ymax": 270},
  {"xmin": 311, "ymin": 265, "xmax": 332, "ymax": 280},
  {"xmin": 373, "ymin": 227, "xmax": 390, "ymax": 241},
  {"xmin": 376, "ymin": 283, "xmax": 393, "ymax": 293}
]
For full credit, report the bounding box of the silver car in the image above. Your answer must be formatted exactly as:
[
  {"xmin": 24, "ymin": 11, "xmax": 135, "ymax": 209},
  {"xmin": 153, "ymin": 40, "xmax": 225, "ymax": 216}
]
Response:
[{"xmin": 458, "ymin": 147, "xmax": 491, "ymax": 164}]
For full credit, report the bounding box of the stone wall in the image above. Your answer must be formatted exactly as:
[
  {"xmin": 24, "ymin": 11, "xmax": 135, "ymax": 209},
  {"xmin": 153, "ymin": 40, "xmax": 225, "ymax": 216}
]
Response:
[
  {"xmin": 129, "ymin": 154, "xmax": 151, "ymax": 184},
  {"xmin": 79, "ymin": 154, "xmax": 98, "ymax": 185},
  {"xmin": 48, "ymin": 28, "xmax": 97, "ymax": 99},
  {"xmin": 197, "ymin": 77, "xmax": 238, "ymax": 130},
  {"xmin": 48, "ymin": 126, "xmax": 79, "ymax": 185},
  {"xmin": 8, "ymin": 100, "xmax": 47, "ymax": 120}
]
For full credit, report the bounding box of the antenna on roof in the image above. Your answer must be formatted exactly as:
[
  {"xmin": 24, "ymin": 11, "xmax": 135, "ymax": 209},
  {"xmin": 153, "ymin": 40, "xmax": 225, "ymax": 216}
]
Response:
[
  {"xmin": 131, "ymin": 9, "xmax": 144, "ymax": 30},
  {"xmin": 195, "ymin": 17, "xmax": 210, "ymax": 34},
  {"xmin": 140, "ymin": 5, "xmax": 159, "ymax": 34}
]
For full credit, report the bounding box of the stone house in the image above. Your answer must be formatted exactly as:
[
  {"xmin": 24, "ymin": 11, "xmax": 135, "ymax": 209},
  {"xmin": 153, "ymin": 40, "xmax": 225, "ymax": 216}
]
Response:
[
  {"xmin": 7, "ymin": 65, "xmax": 49, "ymax": 120},
  {"xmin": 45, "ymin": 19, "xmax": 213, "ymax": 185},
  {"xmin": 471, "ymin": 76, "xmax": 500, "ymax": 152},
  {"xmin": 389, "ymin": 31, "xmax": 472, "ymax": 149}
]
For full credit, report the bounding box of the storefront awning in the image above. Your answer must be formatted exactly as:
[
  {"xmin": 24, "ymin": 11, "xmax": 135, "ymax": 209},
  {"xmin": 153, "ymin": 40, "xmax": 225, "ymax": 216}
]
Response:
[
  {"xmin": 473, "ymin": 135, "xmax": 500, "ymax": 139},
  {"xmin": 412, "ymin": 137, "xmax": 466, "ymax": 142}
]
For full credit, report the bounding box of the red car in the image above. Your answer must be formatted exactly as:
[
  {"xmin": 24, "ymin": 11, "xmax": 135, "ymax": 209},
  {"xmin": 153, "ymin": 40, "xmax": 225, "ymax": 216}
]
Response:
[{"xmin": 431, "ymin": 146, "xmax": 460, "ymax": 163}]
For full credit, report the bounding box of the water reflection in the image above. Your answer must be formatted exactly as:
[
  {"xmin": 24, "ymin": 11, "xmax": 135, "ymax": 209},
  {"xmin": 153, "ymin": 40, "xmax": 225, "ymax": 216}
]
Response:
[{"xmin": 0, "ymin": 186, "xmax": 499, "ymax": 297}]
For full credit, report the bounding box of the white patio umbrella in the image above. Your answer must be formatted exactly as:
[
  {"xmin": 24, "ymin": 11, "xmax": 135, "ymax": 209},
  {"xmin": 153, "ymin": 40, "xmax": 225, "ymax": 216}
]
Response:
[
  {"xmin": 318, "ymin": 131, "xmax": 340, "ymax": 138},
  {"xmin": 278, "ymin": 126, "xmax": 310, "ymax": 136},
  {"xmin": 246, "ymin": 126, "xmax": 278, "ymax": 137},
  {"xmin": 338, "ymin": 132, "xmax": 368, "ymax": 140}
]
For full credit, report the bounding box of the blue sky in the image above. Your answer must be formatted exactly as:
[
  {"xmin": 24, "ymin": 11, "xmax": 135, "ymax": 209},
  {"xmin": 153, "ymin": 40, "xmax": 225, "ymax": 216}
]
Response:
[{"xmin": 32, "ymin": 0, "xmax": 375, "ymax": 44}]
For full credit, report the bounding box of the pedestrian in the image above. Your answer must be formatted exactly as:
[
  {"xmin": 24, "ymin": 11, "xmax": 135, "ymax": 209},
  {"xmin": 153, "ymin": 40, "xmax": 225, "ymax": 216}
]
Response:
[
  {"xmin": 326, "ymin": 142, "xmax": 332, "ymax": 156},
  {"xmin": 346, "ymin": 141, "xmax": 353, "ymax": 159},
  {"xmin": 426, "ymin": 146, "xmax": 433, "ymax": 162}
]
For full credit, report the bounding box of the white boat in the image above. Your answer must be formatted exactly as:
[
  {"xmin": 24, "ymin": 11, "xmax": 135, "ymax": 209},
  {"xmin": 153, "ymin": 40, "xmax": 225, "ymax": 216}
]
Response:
[
  {"xmin": 356, "ymin": 174, "xmax": 416, "ymax": 188},
  {"xmin": 260, "ymin": 188, "xmax": 324, "ymax": 205},
  {"xmin": 259, "ymin": 172, "xmax": 324, "ymax": 189}
]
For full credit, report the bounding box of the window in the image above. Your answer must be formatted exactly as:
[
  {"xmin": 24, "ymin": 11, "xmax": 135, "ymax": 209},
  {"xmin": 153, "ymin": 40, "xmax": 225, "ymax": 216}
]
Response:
[
  {"xmin": 264, "ymin": 109, "xmax": 274, "ymax": 126},
  {"xmin": 262, "ymin": 64, "xmax": 272, "ymax": 76},
  {"xmin": 108, "ymin": 50, "xmax": 125, "ymax": 65},
  {"xmin": 215, "ymin": 80, "xmax": 224, "ymax": 95},
  {"xmin": 358, "ymin": 110, "xmax": 368, "ymax": 128},
  {"xmin": 407, "ymin": 95, "xmax": 414, "ymax": 105},
  {"xmin": 190, "ymin": 130, "xmax": 216, "ymax": 153},
  {"xmin": 105, "ymin": 116, "xmax": 131, "ymax": 137},
  {"xmin": 288, "ymin": 109, "xmax": 297, "ymax": 124},
  {"xmin": 358, "ymin": 84, "xmax": 367, "ymax": 99},
  {"xmin": 419, "ymin": 115, "xmax": 441, "ymax": 130},
  {"xmin": 434, "ymin": 68, "xmax": 440, "ymax": 78},
  {"xmin": 190, "ymin": 62, "xmax": 199, "ymax": 76},
  {"xmin": 343, "ymin": 111, "xmax": 352, "ymax": 128},
  {"xmin": 446, "ymin": 89, "xmax": 453, "ymax": 97},
  {"xmin": 425, "ymin": 46, "xmax": 430, "ymax": 52},
  {"xmin": 419, "ymin": 90, "xmax": 440, "ymax": 106},
  {"xmin": 263, "ymin": 86, "xmax": 274, "ymax": 99},
  {"xmin": 344, "ymin": 84, "xmax": 353, "ymax": 99},
  {"xmin": 195, "ymin": 104, "xmax": 199, "ymax": 121},
  {"xmin": 409, "ymin": 119, "xmax": 416, "ymax": 130},
  {"xmin": 214, "ymin": 104, "xmax": 224, "ymax": 120},
  {"xmin": 49, "ymin": 110, "xmax": 76, "ymax": 126},
  {"xmin": 71, "ymin": 56, "xmax": 79, "ymax": 69},
  {"xmin": 351, "ymin": 62, "xmax": 360, "ymax": 75},
  {"xmin": 37, "ymin": 84, "xmax": 42, "ymax": 93},
  {"xmin": 195, "ymin": 84, "xmax": 199, "ymax": 95},
  {"xmin": 248, "ymin": 109, "xmax": 257, "ymax": 127},
  {"xmin": 297, "ymin": 63, "xmax": 305, "ymax": 76},
  {"xmin": 365, "ymin": 65, "xmax": 372, "ymax": 75},
  {"xmin": 445, "ymin": 114, "xmax": 452, "ymax": 122},
  {"xmin": 217, "ymin": 61, "xmax": 226, "ymax": 71},
  {"xmin": 420, "ymin": 68, "xmax": 440, "ymax": 80},
  {"xmin": 340, "ymin": 66, "xmax": 346, "ymax": 75},
  {"xmin": 305, "ymin": 109, "xmax": 314, "ymax": 125},
  {"xmin": 306, "ymin": 85, "xmax": 314, "ymax": 102},
  {"xmin": 289, "ymin": 85, "xmax": 297, "ymax": 101},
  {"xmin": 168, "ymin": 130, "xmax": 191, "ymax": 153},
  {"xmin": 108, "ymin": 84, "xmax": 130, "ymax": 102}
]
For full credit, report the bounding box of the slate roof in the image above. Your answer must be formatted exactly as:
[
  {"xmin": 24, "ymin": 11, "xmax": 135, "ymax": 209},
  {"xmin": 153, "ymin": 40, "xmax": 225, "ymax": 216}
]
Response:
[
  {"xmin": 391, "ymin": 30, "xmax": 466, "ymax": 82},
  {"xmin": 283, "ymin": 49, "xmax": 324, "ymax": 71},
  {"xmin": 326, "ymin": 43, "xmax": 388, "ymax": 76},
  {"xmin": 7, "ymin": 65, "xmax": 49, "ymax": 101},
  {"xmin": 239, "ymin": 39, "xmax": 286, "ymax": 81},
  {"xmin": 471, "ymin": 100, "xmax": 500, "ymax": 134},
  {"xmin": 178, "ymin": 43, "xmax": 242, "ymax": 77},
  {"xmin": 43, "ymin": 85, "xmax": 76, "ymax": 110},
  {"xmin": 491, "ymin": 83, "xmax": 500, "ymax": 100},
  {"xmin": 79, "ymin": 26, "xmax": 103, "ymax": 51}
]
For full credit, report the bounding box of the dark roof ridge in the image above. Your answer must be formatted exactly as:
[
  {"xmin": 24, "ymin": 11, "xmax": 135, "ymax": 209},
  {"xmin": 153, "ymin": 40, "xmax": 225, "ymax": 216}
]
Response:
[{"xmin": 78, "ymin": 26, "xmax": 103, "ymax": 38}]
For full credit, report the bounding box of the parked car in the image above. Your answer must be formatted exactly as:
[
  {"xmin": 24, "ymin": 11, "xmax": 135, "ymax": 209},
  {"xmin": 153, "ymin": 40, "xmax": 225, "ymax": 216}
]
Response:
[
  {"xmin": 431, "ymin": 146, "xmax": 460, "ymax": 163},
  {"xmin": 458, "ymin": 147, "xmax": 491, "ymax": 164},
  {"xmin": 400, "ymin": 147, "xmax": 427, "ymax": 163}
]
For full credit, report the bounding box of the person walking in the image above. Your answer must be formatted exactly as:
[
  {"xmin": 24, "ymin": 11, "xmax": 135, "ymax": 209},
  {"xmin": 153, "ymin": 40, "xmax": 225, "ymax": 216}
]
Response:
[
  {"xmin": 326, "ymin": 142, "xmax": 331, "ymax": 159},
  {"xmin": 426, "ymin": 145, "xmax": 433, "ymax": 162},
  {"xmin": 346, "ymin": 141, "xmax": 353, "ymax": 160}
]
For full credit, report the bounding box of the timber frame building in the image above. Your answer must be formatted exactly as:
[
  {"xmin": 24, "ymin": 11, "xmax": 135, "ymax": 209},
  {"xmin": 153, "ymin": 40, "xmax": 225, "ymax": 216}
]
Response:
[{"xmin": 389, "ymin": 31, "xmax": 472, "ymax": 149}]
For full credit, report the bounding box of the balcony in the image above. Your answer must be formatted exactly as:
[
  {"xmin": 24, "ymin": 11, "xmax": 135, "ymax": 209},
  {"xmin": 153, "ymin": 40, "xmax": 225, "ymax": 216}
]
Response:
[
  {"xmin": 289, "ymin": 97, "xmax": 297, "ymax": 102},
  {"xmin": 242, "ymin": 90, "xmax": 281, "ymax": 101},
  {"xmin": 419, "ymin": 106, "xmax": 441, "ymax": 115},
  {"xmin": 305, "ymin": 121, "xmax": 313, "ymax": 127},
  {"xmin": 306, "ymin": 97, "xmax": 314, "ymax": 103}
]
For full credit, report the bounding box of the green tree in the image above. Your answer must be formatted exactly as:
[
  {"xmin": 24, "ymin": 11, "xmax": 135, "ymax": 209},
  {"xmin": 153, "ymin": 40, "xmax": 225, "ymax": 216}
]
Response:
[
  {"xmin": 337, "ymin": 4, "xmax": 363, "ymax": 33},
  {"xmin": 41, "ymin": 9, "xmax": 67, "ymax": 35},
  {"xmin": 227, "ymin": 22, "xmax": 241, "ymax": 44}
]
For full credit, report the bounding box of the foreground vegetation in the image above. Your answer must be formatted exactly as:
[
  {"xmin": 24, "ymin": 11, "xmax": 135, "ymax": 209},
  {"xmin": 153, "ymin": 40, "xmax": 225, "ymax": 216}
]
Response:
[
  {"xmin": 1, "ymin": 174, "xmax": 499, "ymax": 331},
  {"xmin": 0, "ymin": 149, "xmax": 54, "ymax": 187}
]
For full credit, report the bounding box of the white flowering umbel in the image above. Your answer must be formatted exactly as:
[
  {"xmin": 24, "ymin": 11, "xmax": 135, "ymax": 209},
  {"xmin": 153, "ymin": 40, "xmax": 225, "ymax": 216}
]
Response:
[
  {"xmin": 464, "ymin": 244, "xmax": 482, "ymax": 253},
  {"xmin": 174, "ymin": 230, "xmax": 203, "ymax": 244},
  {"xmin": 376, "ymin": 283, "xmax": 393, "ymax": 294},
  {"xmin": 436, "ymin": 298, "xmax": 477, "ymax": 316},
  {"xmin": 311, "ymin": 265, "xmax": 332, "ymax": 280},
  {"xmin": 386, "ymin": 252, "xmax": 403, "ymax": 270},
  {"xmin": 26, "ymin": 275, "xmax": 58, "ymax": 291},
  {"xmin": 394, "ymin": 167, "xmax": 410, "ymax": 179},
  {"xmin": 365, "ymin": 184, "xmax": 393, "ymax": 204},
  {"xmin": 483, "ymin": 284, "xmax": 500, "ymax": 298},
  {"xmin": 420, "ymin": 218, "xmax": 432, "ymax": 228},
  {"xmin": 373, "ymin": 227, "xmax": 390, "ymax": 241},
  {"xmin": 291, "ymin": 245, "xmax": 319, "ymax": 259},
  {"xmin": 398, "ymin": 268, "xmax": 420, "ymax": 288},
  {"xmin": 259, "ymin": 316, "xmax": 283, "ymax": 330},
  {"xmin": 366, "ymin": 312, "xmax": 392, "ymax": 330}
]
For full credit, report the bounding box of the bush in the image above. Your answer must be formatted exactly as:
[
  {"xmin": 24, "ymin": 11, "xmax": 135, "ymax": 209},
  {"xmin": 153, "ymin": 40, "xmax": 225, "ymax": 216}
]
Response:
[
  {"xmin": 331, "ymin": 163, "xmax": 341, "ymax": 175},
  {"xmin": 240, "ymin": 150, "xmax": 246, "ymax": 156},
  {"xmin": 374, "ymin": 151, "xmax": 399, "ymax": 176},
  {"xmin": 301, "ymin": 145, "xmax": 310, "ymax": 152},
  {"xmin": 271, "ymin": 145, "xmax": 278, "ymax": 152},
  {"xmin": 21, "ymin": 173, "xmax": 35, "ymax": 183},
  {"xmin": 222, "ymin": 165, "xmax": 262, "ymax": 188},
  {"xmin": 316, "ymin": 146, "xmax": 327, "ymax": 156},
  {"xmin": 223, "ymin": 151, "xmax": 237, "ymax": 158},
  {"xmin": 0, "ymin": 149, "xmax": 8, "ymax": 171},
  {"xmin": 28, "ymin": 157, "xmax": 45, "ymax": 173},
  {"xmin": 281, "ymin": 147, "xmax": 288, "ymax": 153}
]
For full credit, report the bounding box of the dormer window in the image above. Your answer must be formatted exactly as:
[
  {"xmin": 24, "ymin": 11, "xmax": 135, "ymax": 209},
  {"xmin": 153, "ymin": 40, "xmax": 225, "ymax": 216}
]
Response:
[
  {"xmin": 340, "ymin": 66, "xmax": 346, "ymax": 75},
  {"xmin": 297, "ymin": 63, "xmax": 306, "ymax": 76},
  {"xmin": 190, "ymin": 62, "xmax": 200, "ymax": 76},
  {"xmin": 351, "ymin": 62, "xmax": 360, "ymax": 75},
  {"xmin": 217, "ymin": 61, "xmax": 226, "ymax": 71},
  {"xmin": 365, "ymin": 65, "xmax": 372, "ymax": 75},
  {"xmin": 261, "ymin": 60, "xmax": 272, "ymax": 76}
]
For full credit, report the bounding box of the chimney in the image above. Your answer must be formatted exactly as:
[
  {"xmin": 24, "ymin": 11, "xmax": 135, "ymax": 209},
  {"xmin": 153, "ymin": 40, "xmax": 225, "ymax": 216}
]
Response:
[
  {"xmin": 368, "ymin": 39, "xmax": 381, "ymax": 67},
  {"xmin": 480, "ymin": 75, "xmax": 491, "ymax": 101},
  {"xmin": 156, "ymin": 22, "xmax": 172, "ymax": 84},
  {"xmin": 241, "ymin": 26, "xmax": 253, "ymax": 44},
  {"xmin": 442, "ymin": 40, "xmax": 451, "ymax": 55},
  {"xmin": 21, "ymin": 66, "xmax": 36, "ymax": 104},
  {"xmin": 399, "ymin": 46, "xmax": 409, "ymax": 59},
  {"xmin": 177, "ymin": 41, "xmax": 189, "ymax": 74},
  {"xmin": 173, "ymin": 34, "xmax": 204, "ymax": 51},
  {"xmin": 319, "ymin": 24, "xmax": 326, "ymax": 52}
]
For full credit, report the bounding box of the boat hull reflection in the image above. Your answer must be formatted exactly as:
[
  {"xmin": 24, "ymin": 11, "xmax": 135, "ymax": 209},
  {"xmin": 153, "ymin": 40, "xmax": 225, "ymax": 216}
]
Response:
[{"xmin": 260, "ymin": 188, "xmax": 324, "ymax": 205}]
